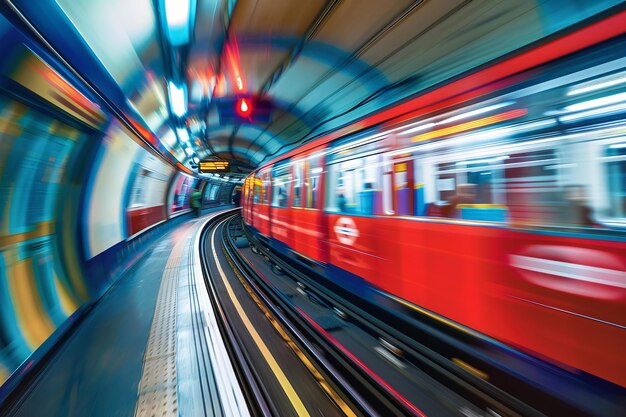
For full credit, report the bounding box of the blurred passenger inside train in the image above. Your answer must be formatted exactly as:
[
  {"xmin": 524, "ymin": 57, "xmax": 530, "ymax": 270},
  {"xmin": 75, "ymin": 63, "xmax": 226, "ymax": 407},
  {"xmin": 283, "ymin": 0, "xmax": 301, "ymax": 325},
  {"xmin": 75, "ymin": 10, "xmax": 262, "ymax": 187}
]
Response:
[
  {"xmin": 440, "ymin": 184, "xmax": 476, "ymax": 218},
  {"xmin": 337, "ymin": 190, "xmax": 347, "ymax": 212},
  {"xmin": 359, "ymin": 182, "xmax": 375, "ymax": 215},
  {"xmin": 278, "ymin": 185, "xmax": 288, "ymax": 207},
  {"xmin": 293, "ymin": 184, "xmax": 301, "ymax": 206},
  {"xmin": 563, "ymin": 184, "xmax": 598, "ymax": 227}
]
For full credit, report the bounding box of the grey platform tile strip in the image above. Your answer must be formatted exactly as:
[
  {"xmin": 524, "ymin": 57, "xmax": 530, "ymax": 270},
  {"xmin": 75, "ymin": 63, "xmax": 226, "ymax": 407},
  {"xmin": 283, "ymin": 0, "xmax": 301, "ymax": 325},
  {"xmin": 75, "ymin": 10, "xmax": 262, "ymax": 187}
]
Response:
[
  {"xmin": 191, "ymin": 213, "xmax": 251, "ymax": 417},
  {"xmin": 176, "ymin": 235, "xmax": 225, "ymax": 417},
  {"xmin": 135, "ymin": 244, "xmax": 182, "ymax": 417}
]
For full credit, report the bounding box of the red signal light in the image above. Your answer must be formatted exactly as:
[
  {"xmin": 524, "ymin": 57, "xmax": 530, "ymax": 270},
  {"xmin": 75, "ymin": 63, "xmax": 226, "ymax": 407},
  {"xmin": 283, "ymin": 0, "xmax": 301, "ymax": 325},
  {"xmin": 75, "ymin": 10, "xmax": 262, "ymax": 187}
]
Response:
[{"xmin": 235, "ymin": 97, "xmax": 252, "ymax": 118}]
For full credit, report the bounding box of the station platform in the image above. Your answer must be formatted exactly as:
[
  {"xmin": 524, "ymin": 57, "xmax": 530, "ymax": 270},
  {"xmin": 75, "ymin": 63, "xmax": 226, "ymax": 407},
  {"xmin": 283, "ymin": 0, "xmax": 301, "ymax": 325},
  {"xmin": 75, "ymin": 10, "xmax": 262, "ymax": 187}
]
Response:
[{"xmin": 3, "ymin": 210, "xmax": 247, "ymax": 417}]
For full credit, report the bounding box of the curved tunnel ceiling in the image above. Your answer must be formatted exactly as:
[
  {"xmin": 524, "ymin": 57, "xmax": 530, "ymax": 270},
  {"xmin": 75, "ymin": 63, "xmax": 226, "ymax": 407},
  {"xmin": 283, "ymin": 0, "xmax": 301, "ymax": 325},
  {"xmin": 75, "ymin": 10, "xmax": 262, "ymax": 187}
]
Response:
[{"xmin": 15, "ymin": 0, "xmax": 625, "ymax": 175}]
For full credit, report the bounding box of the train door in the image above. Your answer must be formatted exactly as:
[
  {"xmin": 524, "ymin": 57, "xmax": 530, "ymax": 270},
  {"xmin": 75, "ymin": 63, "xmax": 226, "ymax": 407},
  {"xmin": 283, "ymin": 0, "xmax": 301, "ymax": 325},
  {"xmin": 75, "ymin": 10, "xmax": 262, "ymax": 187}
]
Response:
[
  {"xmin": 325, "ymin": 139, "xmax": 388, "ymax": 287},
  {"xmin": 291, "ymin": 150, "xmax": 327, "ymax": 263},
  {"xmin": 248, "ymin": 176, "xmax": 256, "ymax": 224},
  {"xmin": 270, "ymin": 161, "xmax": 292, "ymax": 246},
  {"xmin": 291, "ymin": 156, "xmax": 306, "ymax": 254},
  {"xmin": 242, "ymin": 177, "xmax": 250, "ymax": 224},
  {"xmin": 255, "ymin": 167, "xmax": 272, "ymax": 236},
  {"xmin": 393, "ymin": 156, "xmax": 414, "ymax": 216},
  {"xmin": 308, "ymin": 150, "xmax": 328, "ymax": 263}
]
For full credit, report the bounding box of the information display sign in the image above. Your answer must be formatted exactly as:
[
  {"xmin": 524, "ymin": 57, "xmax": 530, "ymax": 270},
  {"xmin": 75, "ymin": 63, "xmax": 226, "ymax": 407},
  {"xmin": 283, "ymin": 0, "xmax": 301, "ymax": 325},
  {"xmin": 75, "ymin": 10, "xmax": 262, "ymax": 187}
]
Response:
[{"xmin": 199, "ymin": 160, "xmax": 230, "ymax": 173}]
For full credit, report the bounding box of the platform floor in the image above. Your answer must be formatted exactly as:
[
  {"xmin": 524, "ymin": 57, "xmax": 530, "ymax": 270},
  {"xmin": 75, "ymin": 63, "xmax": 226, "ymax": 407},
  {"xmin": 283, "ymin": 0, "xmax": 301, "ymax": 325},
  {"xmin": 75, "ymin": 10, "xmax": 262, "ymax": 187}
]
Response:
[{"xmin": 5, "ymin": 211, "xmax": 237, "ymax": 417}]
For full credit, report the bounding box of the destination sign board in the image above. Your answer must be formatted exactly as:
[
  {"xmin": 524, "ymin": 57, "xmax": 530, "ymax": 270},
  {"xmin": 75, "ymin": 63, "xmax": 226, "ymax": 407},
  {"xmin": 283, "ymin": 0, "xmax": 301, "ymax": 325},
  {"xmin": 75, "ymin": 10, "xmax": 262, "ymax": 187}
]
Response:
[{"xmin": 199, "ymin": 160, "xmax": 230, "ymax": 173}]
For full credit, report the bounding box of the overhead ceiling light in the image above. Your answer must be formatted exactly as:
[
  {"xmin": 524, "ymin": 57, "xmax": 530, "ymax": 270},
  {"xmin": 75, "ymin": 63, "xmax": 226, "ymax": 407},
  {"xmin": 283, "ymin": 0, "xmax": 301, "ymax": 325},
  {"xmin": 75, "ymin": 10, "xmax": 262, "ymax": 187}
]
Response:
[
  {"xmin": 184, "ymin": 146, "xmax": 194, "ymax": 156},
  {"xmin": 168, "ymin": 81, "xmax": 187, "ymax": 117},
  {"xmin": 164, "ymin": 0, "xmax": 194, "ymax": 46},
  {"xmin": 235, "ymin": 97, "xmax": 252, "ymax": 118},
  {"xmin": 177, "ymin": 127, "xmax": 190, "ymax": 143}
]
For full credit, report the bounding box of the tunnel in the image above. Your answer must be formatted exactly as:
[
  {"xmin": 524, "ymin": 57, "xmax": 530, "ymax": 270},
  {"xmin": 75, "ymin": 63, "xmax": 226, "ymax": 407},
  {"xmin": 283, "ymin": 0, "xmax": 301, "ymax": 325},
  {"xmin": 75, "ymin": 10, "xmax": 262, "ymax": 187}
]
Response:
[{"xmin": 1, "ymin": 1, "xmax": 626, "ymax": 416}]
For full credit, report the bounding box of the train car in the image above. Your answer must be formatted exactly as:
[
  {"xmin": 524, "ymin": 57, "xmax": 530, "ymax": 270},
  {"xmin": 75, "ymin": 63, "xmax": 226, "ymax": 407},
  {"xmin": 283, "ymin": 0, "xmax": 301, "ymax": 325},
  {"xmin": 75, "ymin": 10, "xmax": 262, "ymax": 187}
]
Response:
[
  {"xmin": 253, "ymin": 167, "xmax": 272, "ymax": 237},
  {"xmin": 242, "ymin": 14, "xmax": 626, "ymax": 388},
  {"xmin": 242, "ymin": 174, "xmax": 255, "ymax": 224}
]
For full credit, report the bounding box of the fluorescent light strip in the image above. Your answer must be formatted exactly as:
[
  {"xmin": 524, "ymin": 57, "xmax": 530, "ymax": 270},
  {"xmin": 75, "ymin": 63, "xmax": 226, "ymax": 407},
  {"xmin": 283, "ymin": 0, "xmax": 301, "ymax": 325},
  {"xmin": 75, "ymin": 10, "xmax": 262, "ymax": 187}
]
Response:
[
  {"xmin": 410, "ymin": 109, "xmax": 528, "ymax": 143},
  {"xmin": 399, "ymin": 122, "xmax": 435, "ymax": 135},
  {"xmin": 397, "ymin": 102, "xmax": 515, "ymax": 136},
  {"xmin": 389, "ymin": 58, "xmax": 626, "ymax": 141},
  {"xmin": 437, "ymin": 101, "xmax": 515, "ymax": 125},
  {"xmin": 164, "ymin": 0, "xmax": 190, "ymax": 27},
  {"xmin": 436, "ymin": 137, "xmax": 561, "ymax": 165},
  {"xmin": 329, "ymin": 132, "xmax": 388, "ymax": 154},
  {"xmin": 568, "ymin": 72, "xmax": 626, "ymax": 96},
  {"xmin": 168, "ymin": 81, "xmax": 187, "ymax": 117},
  {"xmin": 387, "ymin": 118, "xmax": 558, "ymax": 157},
  {"xmin": 559, "ymin": 101, "xmax": 626, "ymax": 122},
  {"xmin": 565, "ymin": 91, "xmax": 626, "ymax": 112},
  {"xmin": 456, "ymin": 155, "xmax": 509, "ymax": 165},
  {"xmin": 177, "ymin": 127, "xmax": 190, "ymax": 143}
]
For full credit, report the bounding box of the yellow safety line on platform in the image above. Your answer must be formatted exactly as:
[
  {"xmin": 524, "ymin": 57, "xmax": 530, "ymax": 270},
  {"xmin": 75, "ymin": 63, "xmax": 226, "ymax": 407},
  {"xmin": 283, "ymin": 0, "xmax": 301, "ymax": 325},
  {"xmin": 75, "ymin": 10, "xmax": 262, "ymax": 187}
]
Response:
[
  {"xmin": 134, "ymin": 232, "xmax": 187, "ymax": 417},
  {"xmin": 210, "ymin": 226, "xmax": 312, "ymax": 417}
]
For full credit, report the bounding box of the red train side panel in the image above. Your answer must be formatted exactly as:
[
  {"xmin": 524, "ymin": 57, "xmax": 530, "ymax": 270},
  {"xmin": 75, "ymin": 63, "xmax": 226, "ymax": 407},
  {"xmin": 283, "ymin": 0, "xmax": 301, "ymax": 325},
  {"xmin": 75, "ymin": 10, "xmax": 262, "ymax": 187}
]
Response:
[{"xmin": 326, "ymin": 214, "xmax": 626, "ymax": 387}]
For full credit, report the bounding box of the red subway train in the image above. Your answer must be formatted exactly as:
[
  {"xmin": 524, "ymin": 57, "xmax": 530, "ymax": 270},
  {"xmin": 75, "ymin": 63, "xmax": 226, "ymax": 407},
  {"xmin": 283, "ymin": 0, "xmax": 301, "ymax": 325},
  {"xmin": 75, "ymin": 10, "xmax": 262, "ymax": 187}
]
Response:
[{"xmin": 242, "ymin": 11, "xmax": 626, "ymax": 388}]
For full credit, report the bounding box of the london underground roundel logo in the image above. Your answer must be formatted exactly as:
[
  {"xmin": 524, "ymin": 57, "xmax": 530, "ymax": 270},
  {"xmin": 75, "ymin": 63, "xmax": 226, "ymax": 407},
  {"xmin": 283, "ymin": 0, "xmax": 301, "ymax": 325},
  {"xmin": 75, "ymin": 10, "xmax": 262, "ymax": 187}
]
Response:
[{"xmin": 334, "ymin": 217, "xmax": 360, "ymax": 246}]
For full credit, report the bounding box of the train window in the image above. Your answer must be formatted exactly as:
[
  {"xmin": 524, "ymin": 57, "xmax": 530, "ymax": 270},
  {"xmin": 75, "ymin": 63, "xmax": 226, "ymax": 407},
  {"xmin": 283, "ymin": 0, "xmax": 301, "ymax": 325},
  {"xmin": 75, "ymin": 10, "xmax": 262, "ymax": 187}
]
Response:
[
  {"xmin": 423, "ymin": 154, "xmax": 510, "ymax": 221},
  {"xmin": 504, "ymin": 149, "xmax": 561, "ymax": 225},
  {"xmin": 436, "ymin": 162, "xmax": 456, "ymax": 204},
  {"xmin": 466, "ymin": 161, "xmax": 495, "ymax": 204},
  {"xmin": 253, "ymin": 177, "xmax": 262, "ymax": 204},
  {"xmin": 382, "ymin": 154, "xmax": 394, "ymax": 215},
  {"xmin": 272, "ymin": 165, "xmax": 291, "ymax": 208},
  {"xmin": 429, "ymin": 162, "xmax": 479, "ymax": 219},
  {"xmin": 293, "ymin": 160, "xmax": 303, "ymax": 207},
  {"xmin": 306, "ymin": 153, "xmax": 323, "ymax": 209},
  {"xmin": 326, "ymin": 154, "xmax": 381, "ymax": 215},
  {"xmin": 262, "ymin": 170, "xmax": 271, "ymax": 205},
  {"xmin": 605, "ymin": 143, "xmax": 626, "ymax": 218}
]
